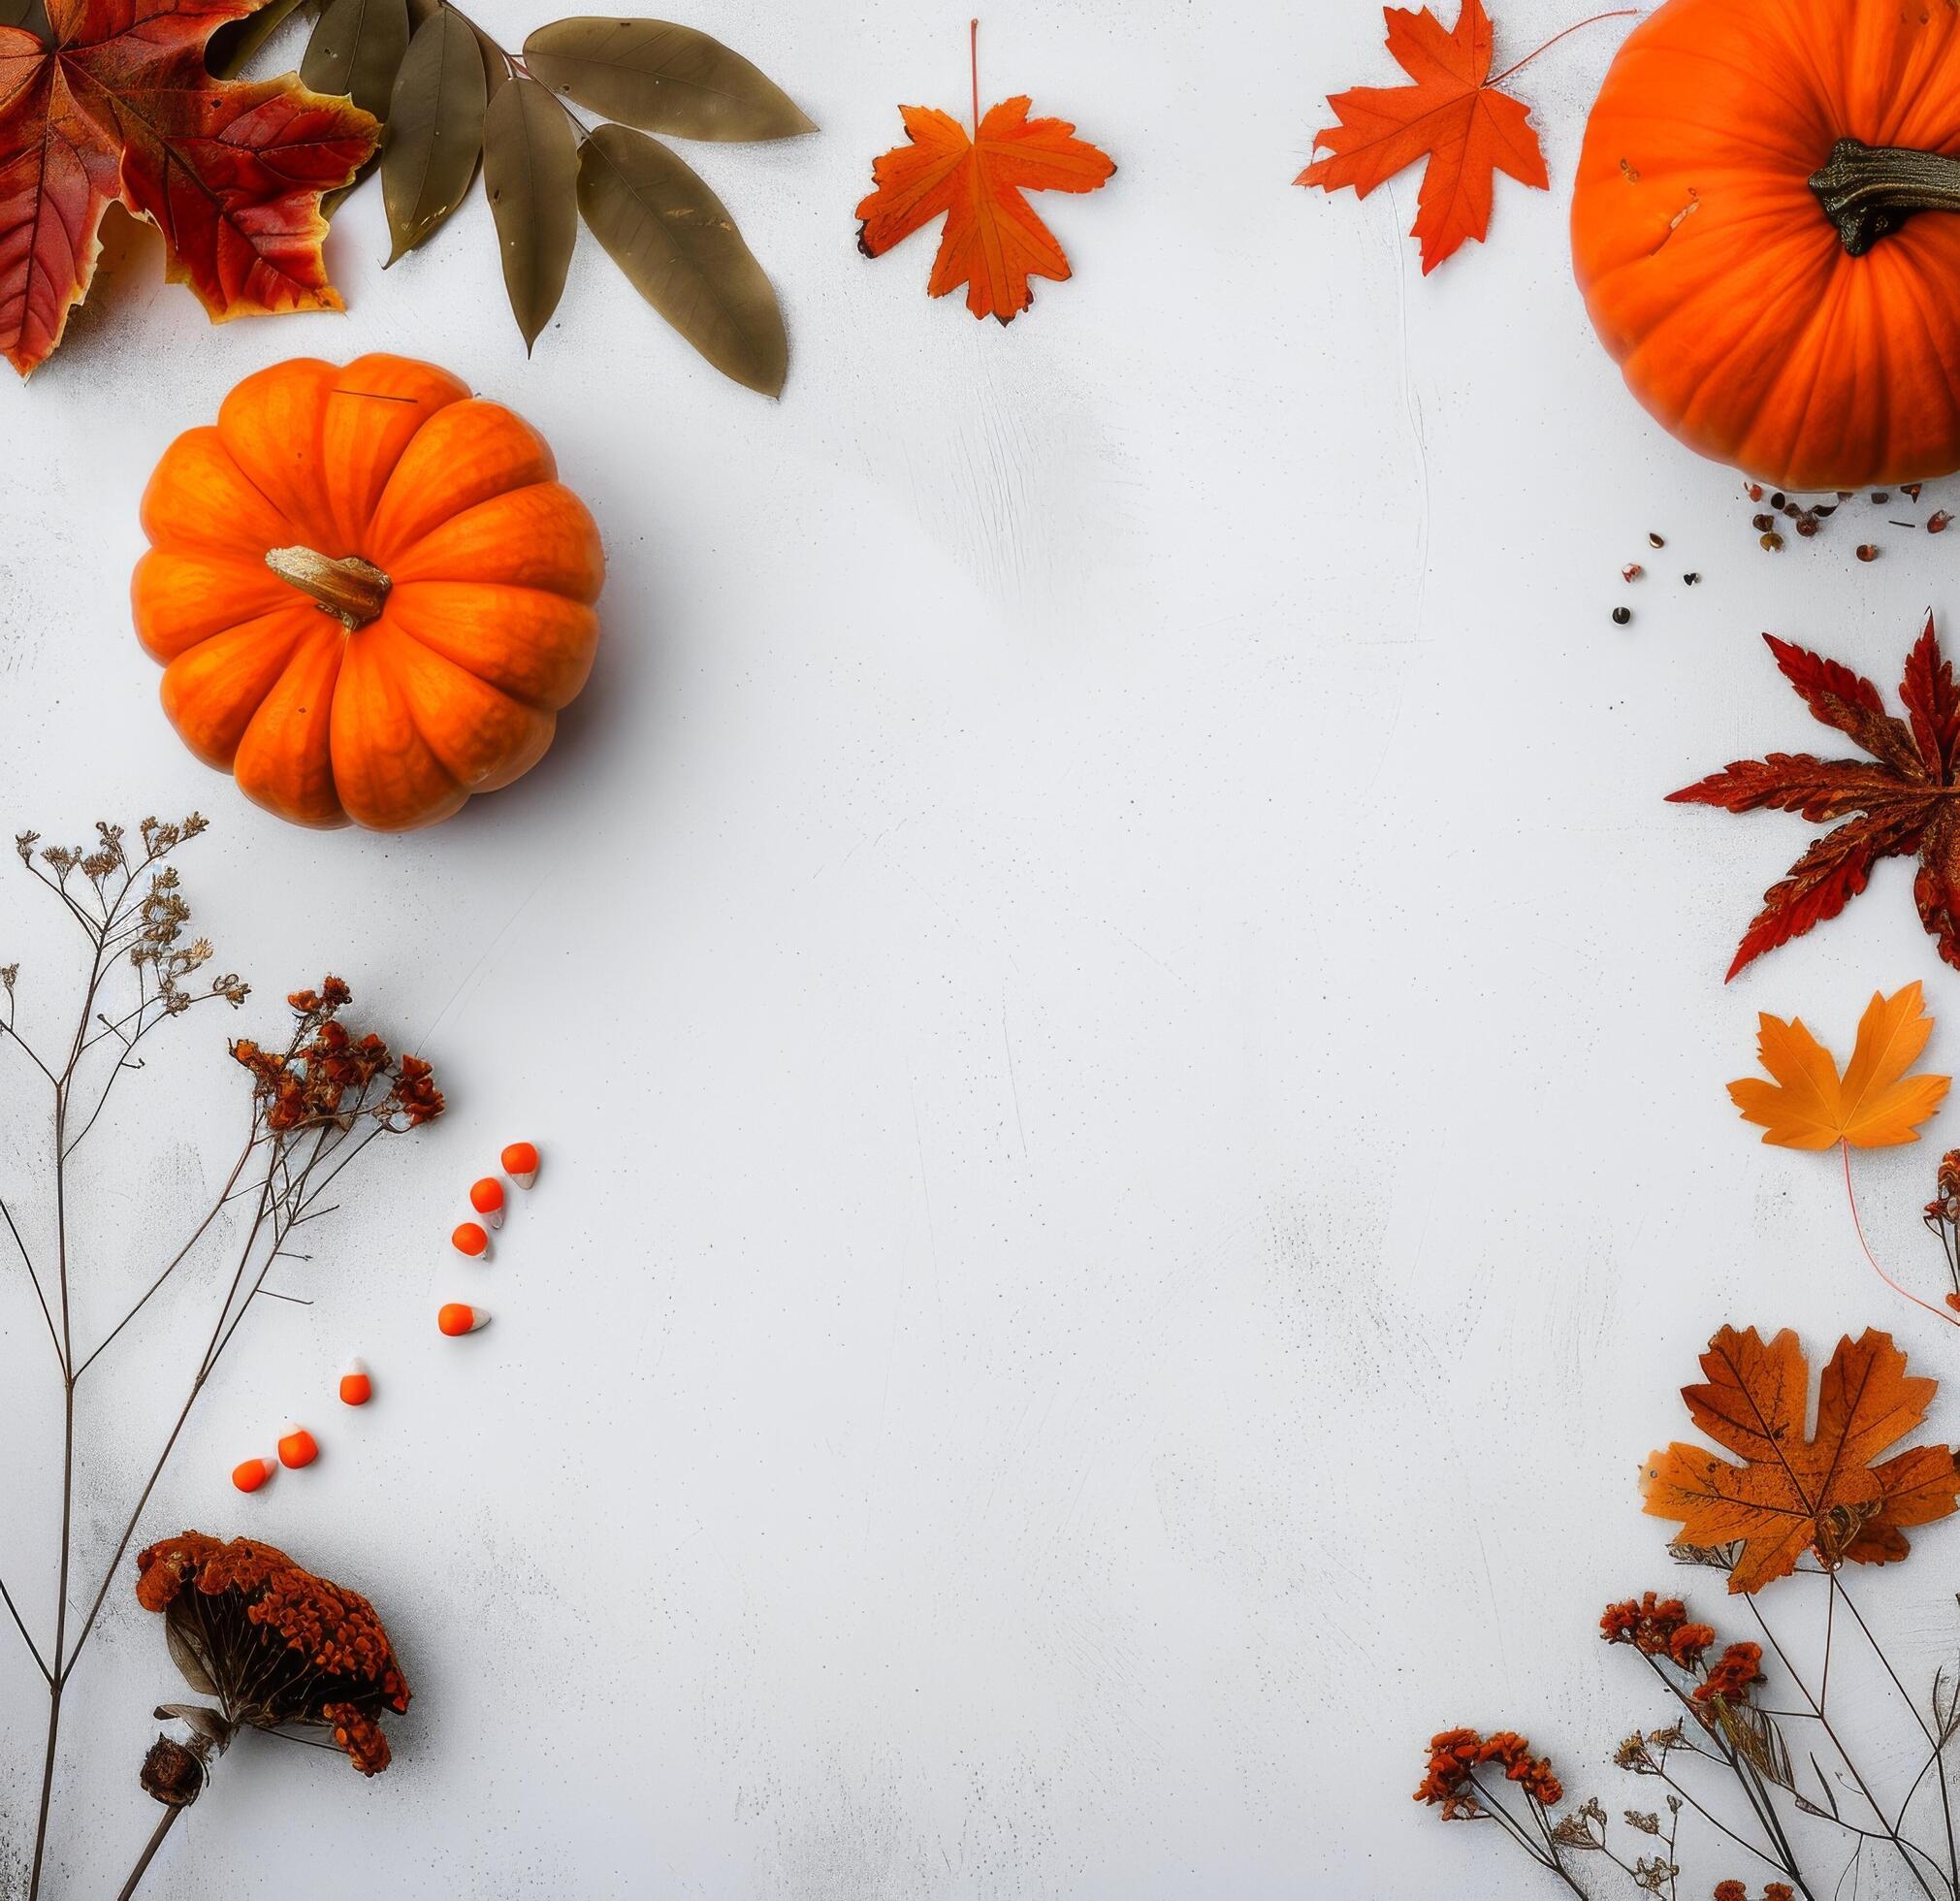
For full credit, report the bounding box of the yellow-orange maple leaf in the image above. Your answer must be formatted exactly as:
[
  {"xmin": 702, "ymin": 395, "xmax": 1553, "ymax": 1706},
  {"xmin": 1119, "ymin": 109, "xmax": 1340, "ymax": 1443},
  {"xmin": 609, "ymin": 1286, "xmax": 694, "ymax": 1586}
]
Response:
[
  {"xmin": 855, "ymin": 26, "xmax": 1114, "ymax": 324},
  {"xmin": 1727, "ymin": 983, "xmax": 1948, "ymax": 1150},
  {"xmin": 1641, "ymin": 1326, "xmax": 1960, "ymax": 1594},
  {"xmin": 1297, "ymin": 0, "xmax": 1548, "ymax": 274}
]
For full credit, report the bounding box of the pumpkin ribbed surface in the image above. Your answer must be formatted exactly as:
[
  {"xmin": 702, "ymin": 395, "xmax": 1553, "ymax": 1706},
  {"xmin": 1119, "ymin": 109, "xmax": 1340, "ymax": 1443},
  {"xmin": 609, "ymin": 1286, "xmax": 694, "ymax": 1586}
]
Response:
[
  {"xmin": 1572, "ymin": 0, "xmax": 1960, "ymax": 491},
  {"xmin": 133, "ymin": 353, "xmax": 605, "ymax": 831}
]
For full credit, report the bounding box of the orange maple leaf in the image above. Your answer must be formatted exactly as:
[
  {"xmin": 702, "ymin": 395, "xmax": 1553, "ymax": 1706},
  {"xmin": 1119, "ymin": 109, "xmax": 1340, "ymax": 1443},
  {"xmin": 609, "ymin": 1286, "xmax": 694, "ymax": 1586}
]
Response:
[
  {"xmin": 855, "ymin": 22, "xmax": 1114, "ymax": 324},
  {"xmin": 1641, "ymin": 1326, "xmax": 1960, "ymax": 1594},
  {"xmin": 1297, "ymin": 0, "xmax": 1548, "ymax": 273},
  {"xmin": 1727, "ymin": 983, "xmax": 1949, "ymax": 1151}
]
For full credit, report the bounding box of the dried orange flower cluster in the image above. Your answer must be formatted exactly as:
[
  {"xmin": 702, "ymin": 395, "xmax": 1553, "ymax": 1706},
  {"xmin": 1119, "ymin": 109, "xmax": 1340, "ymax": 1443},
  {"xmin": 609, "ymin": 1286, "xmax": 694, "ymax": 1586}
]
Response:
[
  {"xmin": 1413, "ymin": 1726, "xmax": 1562, "ymax": 1819},
  {"xmin": 232, "ymin": 978, "xmax": 443, "ymax": 1136},
  {"xmin": 1602, "ymin": 1595, "xmax": 1764, "ymax": 1711},
  {"xmin": 1696, "ymin": 1641, "xmax": 1765, "ymax": 1709},
  {"xmin": 137, "ymin": 1532, "xmax": 408, "ymax": 1776},
  {"xmin": 1927, "ymin": 1148, "xmax": 1960, "ymax": 1310},
  {"xmin": 1600, "ymin": 1594, "xmax": 1715, "ymax": 1668}
]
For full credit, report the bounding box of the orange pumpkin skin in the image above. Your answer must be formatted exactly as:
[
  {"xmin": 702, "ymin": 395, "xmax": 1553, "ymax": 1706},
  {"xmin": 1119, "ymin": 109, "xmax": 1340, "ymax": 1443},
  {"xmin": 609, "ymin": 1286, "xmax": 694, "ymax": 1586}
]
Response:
[
  {"xmin": 1572, "ymin": 0, "xmax": 1960, "ymax": 492},
  {"xmin": 132, "ymin": 354, "xmax": 604, "ymax": 831}
]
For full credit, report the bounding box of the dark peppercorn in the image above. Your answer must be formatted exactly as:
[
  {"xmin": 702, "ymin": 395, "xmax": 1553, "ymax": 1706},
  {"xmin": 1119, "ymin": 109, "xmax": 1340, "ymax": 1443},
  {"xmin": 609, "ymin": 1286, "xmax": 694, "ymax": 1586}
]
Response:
[{"xmin": 1612, "ymin": 605, "xmax": 1632, "ymax": 626}]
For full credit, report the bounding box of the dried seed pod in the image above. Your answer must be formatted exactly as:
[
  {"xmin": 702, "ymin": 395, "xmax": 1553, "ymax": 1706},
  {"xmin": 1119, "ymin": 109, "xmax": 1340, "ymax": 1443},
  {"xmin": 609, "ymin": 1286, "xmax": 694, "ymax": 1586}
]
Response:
[
  {"xmin": 1761, "ymin": 532, "xmax": 1784, "ymax": 551},
  {"xmin": 1796, "ymin": 517, "xmax": 1819, "ymax": 537},
  {"xmin": 1857, "ymin": 543, "xmax": 1880, "ymax": 562},
  {"xmin": 1751, "ymin": 512, "xmax": 1775, "ymax": 531},
  {"xmin": 1932, "ymin": 512, "xmax": 1952, "ymax": 534},
  {"xmin": 1648, "ymin": 532, "xmax": 1665, "ymax": 548},
  {"xmin": 1622, "ymin": 563, "xmax": 1644, "ymax": 581}
]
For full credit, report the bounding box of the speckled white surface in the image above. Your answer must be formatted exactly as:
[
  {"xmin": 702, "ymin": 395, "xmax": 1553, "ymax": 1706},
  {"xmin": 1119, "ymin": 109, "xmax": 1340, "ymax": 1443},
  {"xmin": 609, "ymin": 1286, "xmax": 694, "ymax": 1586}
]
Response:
[{"xmin": 4, "ymin": 1, "xmax": 1960, "ymax": 1894}]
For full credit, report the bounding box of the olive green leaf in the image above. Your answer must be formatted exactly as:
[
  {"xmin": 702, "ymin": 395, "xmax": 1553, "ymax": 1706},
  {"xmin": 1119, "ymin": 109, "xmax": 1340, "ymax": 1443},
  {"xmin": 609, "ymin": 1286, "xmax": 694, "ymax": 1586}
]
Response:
[
  {"xmin": 304, "ymin": 0, "xmax": 411, "ymax": 117},
  {"xmin": 524, "ymin": 17, "xmax": 814, "ymax": 142},
  {"xmin": 484, "ymin": 76, "xmax": 579, "ymax": 352},
  {"xmin": 576, "ymin": 122, "xmax": 787, "ymax": 394},
  {"xmin": 209, "ymin": 0, "xmax": 309, "ymax": 78},
  {"xmin": 382, "ymin": 4, "xmax": 488, "ymax": 263}
]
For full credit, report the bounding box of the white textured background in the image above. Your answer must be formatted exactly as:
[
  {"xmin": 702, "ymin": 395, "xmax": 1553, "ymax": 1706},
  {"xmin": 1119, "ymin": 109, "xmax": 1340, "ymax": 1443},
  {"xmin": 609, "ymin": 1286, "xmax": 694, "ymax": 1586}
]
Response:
[{"xmin": 5, "ymin": 0, "xmax": 1960, "ymax": 1894}]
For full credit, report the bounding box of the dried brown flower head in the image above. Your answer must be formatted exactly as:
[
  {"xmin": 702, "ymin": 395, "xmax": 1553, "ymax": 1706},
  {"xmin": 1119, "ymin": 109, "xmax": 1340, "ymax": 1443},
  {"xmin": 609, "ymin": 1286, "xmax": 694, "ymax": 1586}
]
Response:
[
  {"xmin": 136, "ymin": 1532, "xmax": 408, "ymax": 1778},
  {"xmin": 231, "ymin": 978, "xmax": 443, "ymax": 1137}
]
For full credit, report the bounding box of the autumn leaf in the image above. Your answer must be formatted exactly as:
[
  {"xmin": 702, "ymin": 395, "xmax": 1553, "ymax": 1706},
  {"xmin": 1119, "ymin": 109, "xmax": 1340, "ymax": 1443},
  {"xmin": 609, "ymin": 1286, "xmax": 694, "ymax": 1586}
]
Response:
[
  {"xmin": 1641, "ymin": 1326, "xmax": 1960, "ymax": 1594},
  {"xmin": 1729, "ymin": 983, "xmax": 1949, "ymax": 1150},
  {"xmin": 1297, "ymin": 0, "xmax": 1547, "ymax": 273},
  {"xmin": 855, "ymin": 21, "xmax": 1114, "ymax": 324},
  {"xmin": 0, "ymin": 0, "xmax": 378, "ymax": 376},
  {"xmin": 1669, "ymin": 616, "xmax": 1960, "ymax": 978}
]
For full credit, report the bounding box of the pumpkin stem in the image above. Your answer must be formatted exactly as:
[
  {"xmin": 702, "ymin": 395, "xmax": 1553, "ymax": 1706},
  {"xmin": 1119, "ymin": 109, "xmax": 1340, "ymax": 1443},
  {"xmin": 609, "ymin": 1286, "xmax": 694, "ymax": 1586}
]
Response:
[
  {"xmin": 265, "ymin": 547, "xmax": 392, "ymax": 630},
  {"xmin": 1810, "ymin": 137, "xmax": 1960, "ymax": 255}
]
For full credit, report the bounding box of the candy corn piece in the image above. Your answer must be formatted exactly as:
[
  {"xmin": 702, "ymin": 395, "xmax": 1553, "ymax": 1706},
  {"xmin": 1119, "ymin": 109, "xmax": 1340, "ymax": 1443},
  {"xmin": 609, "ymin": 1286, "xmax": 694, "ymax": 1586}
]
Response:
[
  {"xmin": 232, "ymin": 1456, "xmax": 276, "ymax": 1494},
  {"xmin": 438, "ymin": 1303, "xmax": 490, "ymax": 1336},
  {"xmin": 452, "ymin": 1220, "xmax": 490, "ymax": 1260},
  {"xmin": 338, "ymin": 1357, "xmax": 372, "ymax": 1406},
  {"xmin": 277, "ymin": 1423, "xmax": 318, "ymax": 1468},
  {"xmin": 501, "ymin": 1141, "xmax": 539, "ymax": 1189},
  {"xmin": 469, "ymin": 1177, "xmax": 506, "ymax": 1229}
]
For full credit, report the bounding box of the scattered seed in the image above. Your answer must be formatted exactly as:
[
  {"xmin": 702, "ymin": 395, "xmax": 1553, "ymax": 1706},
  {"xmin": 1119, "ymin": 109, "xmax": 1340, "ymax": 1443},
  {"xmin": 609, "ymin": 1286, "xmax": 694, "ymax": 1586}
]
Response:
[
  {"xmin": 1873, "ymin": 491, "xmax": 1891, "ymax": 504},
  {"xmin": 1906, "ymin": 483, "xmax": 1924, "ymax": 500},
  {"xmin": 1648, "ymin": 532, "xmax": 1665, "ymax": 548},
  {"xmin": 1838, "ymin": 490, "xmax": 1855, "ymax": 500},
  {"xmin": 1746, "ymin": 482, "xmax": 1765, "ymax": 502},
  {"xmin": 1933, "ymin": 511, "xmax": 1952, "ymax": 533},
  {"xmin": 1751, "ymin": 512, "xmax": 1775, "ymax": 531},
  {"xmin": 1761, "ymin": 532, "xmax": 1784, "ymax": 551},
  {"xmin": 1622, "ymin": 563, "xmax": 1644, "ymax": 581},
  {"xmin": 1612, "ymin": 605, "xmax": 1632, "ymax": 625},
  {"xmin": 1770, "ymin": 492, "xmax": 1787, "ymax": 510},
  {"xmin": 1683, "ymin": 572, "xmax": 1701, "ymax": 585},
  {"xmin": 1815, "ymin": 503, "xmax": 1838, "ymax": 517},
  {"xmin": 1857, "ymin": 543, "xmax": 1880, "ymax": 562},
  {"xmin": 1796, "ymin": 517, "xmax": 1819, "ymax": 537}
]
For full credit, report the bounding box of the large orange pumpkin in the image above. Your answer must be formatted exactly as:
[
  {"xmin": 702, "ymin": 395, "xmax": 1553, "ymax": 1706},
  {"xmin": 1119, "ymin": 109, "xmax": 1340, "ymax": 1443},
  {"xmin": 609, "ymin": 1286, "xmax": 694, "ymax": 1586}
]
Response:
[
  {"xmin": 133, "ymin": 354, "xmax": 604, "ymax": 831},
  {"xmin": 1572, "ymin": 0, "xmax": 1960, "ymax": 491}
]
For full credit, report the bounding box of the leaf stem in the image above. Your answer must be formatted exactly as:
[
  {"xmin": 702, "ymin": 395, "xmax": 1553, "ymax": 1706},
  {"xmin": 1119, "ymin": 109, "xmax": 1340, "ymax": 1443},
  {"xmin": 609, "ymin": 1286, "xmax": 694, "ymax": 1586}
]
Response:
[
  {"xmin": 1488, "ymin": 9, "xmax": 1639, "ymax": 88},
  {"xmin": 1841, "ymin": 1141, "xmax": 1960, "ymax": 1329},
  {"xmin": 969, "ymin": 17, "xmax": 980, "ymax": 139}
]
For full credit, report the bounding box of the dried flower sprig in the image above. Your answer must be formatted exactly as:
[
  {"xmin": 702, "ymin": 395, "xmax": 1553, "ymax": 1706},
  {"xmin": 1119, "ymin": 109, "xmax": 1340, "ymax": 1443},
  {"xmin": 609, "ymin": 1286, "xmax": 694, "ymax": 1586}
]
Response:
[
  {"xmin": 1422, "ymin": 1331, "xmax": 1960, "ymax": 1900},
  {"xmin": 120, "ymin": 1533, "xmax": 408, "ymax": 1898},
  {"xmin": 0, "ymin": 818, "xmax": 441, "ymax": 1901}
]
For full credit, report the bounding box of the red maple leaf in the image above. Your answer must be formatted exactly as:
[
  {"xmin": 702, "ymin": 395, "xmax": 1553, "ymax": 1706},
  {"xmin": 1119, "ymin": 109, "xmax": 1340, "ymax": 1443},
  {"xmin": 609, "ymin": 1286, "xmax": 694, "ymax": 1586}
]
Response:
[
  {"xmin": 855, "ymin": 23, "xmax": 1114, "ymax": 324},
  {"xmin": 0, "ymin": 0, "xmax": 378, "ymax": 376},
  {"xmin": 1669, "ymin": 616, "xmax": 1960, "ymax": 979},
  {"xmin": 1297, "ymin": 0, "xmax": 1548, "ymax": 273}
]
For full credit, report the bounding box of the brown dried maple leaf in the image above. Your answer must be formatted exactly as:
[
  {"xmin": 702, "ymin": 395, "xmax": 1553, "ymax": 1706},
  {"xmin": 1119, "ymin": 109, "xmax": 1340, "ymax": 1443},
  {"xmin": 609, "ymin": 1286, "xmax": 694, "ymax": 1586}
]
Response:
[
  {"xmin": 1668, "ymin": 615, "xmax": 1960, "ymax": 978},
  {"xmin": 1642, "ymin": 1325, "xmax": 1960, "ymax": 1595},
  {"xmin": 0, "ymin": 0, "xmax": 379, "ymax": 376}
]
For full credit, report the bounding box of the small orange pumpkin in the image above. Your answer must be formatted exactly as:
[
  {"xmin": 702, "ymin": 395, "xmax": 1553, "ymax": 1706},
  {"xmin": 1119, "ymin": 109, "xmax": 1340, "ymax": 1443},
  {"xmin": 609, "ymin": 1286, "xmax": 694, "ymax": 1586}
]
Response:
[
  {"xmin": 133, "ymin": 354, "xmax": 604, "ymax": 831},
  {"xmin": 1572, "ymin": 0, "xmax": 1960, "ymax": 491}
]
